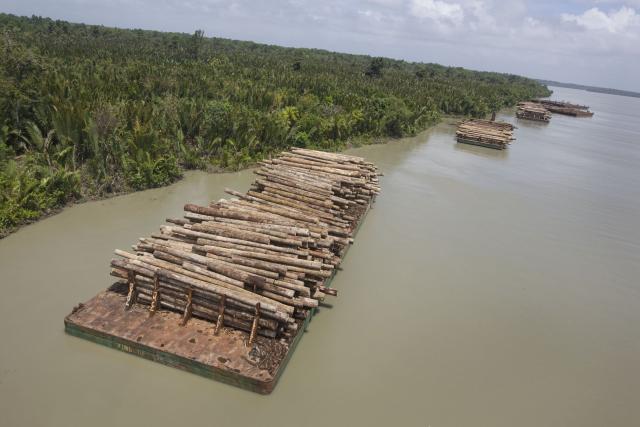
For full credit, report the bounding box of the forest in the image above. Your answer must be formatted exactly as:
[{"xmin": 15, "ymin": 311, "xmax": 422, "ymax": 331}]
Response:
[{"xmin": 0, "ymin": 13, "xmax": 551, "ymax": 236}]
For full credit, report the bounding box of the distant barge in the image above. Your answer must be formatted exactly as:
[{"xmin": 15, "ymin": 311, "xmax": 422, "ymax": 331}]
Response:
[
  {"xmin": 456, "ymin": 119, "xmax": 515, "ymax": 150},
  {"xmin": 65, "ymin": 148, "xmax": 380, "ymax": 394},
  {"xmin": 530, "ymin": 99, "xmax": 594, "ymax": 117},
  {"xmin": 516, "ymin": 101, "xmax": 551, "ymax": 122}
]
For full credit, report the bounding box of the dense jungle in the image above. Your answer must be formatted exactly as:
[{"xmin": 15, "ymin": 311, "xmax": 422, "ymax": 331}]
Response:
[{"xmin": 0, "ymin": 13, "xmax": 551, "ymax": 235}]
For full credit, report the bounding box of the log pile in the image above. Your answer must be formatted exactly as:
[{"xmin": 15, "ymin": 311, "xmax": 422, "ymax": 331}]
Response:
[
  {"xmin": 456, "ymin": 119, "xmax": 515, "ymax": 150},
  {"xmin": 532, "ymin": 99, "xmax": 588, "ymax": 110},
  {"xmin": 109, "ymin": 148, "xmax": 380, "ymax": 342},
  {"xmin": 516, "ymin": 101, "xmax": 551, "ymax": 122},
  {"xmin": 530, "ymin": 99, "xmax": 594, "ymax": 117}
]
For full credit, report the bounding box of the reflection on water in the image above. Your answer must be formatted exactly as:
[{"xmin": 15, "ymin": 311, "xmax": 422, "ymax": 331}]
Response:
[
  {"xmin": 1, "ymin": 87, "xmax": 639, "ymax": 427},
  {"xmin": 514, "ymin": 117, "xmax": 551, "ymax": 129},
  {"xmin": 453, "ymin": 141, "xmax": 509, "ymax": 159}
]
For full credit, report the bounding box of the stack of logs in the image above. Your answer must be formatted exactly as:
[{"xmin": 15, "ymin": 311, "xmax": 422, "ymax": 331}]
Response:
[
  {"xmin": 109, "ymin": 148, "xmax": 380, "ymax": 343},
  {"xmin": 516, "ymin": 101, "xmax": 551, "ymax": 122},
  {"xmin": 456, "ymin": 119, "xmax": 515, "ymax": 150},
  {"xmin": 530, "ymin": 100, "xmax": 594, "ymax": 117}
]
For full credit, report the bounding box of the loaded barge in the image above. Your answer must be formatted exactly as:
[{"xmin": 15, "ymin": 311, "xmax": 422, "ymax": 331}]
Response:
[
  {"xmin": 65, "ymin": 148, "xmax": 380, "ymax": 394},
  {"xmin": 516, "ymin": 101, "xmax": 551, "ymax": 122},
  {"xmin": 456, "ymin": 118, "xmax": 515, "ymax": 150},
  {"xmin": 530, "ymin": 99, "xmax": 594, "ymax": 117}
]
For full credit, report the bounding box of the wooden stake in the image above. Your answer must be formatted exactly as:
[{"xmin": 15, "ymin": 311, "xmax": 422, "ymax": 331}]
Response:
[
  {"xmin": 150, "ymin": 273, "xmax": 160, "ymax": 315},
  {"xmin": 125, "ymin": 270, "xmax": 137, "ymax": 310},
  {"xmin": 214, "ymin": 295, "xmax": 226, "ymax": 335},
  {"xmin": 180, "ymin": 287, "xmax": 193, "ymax": 326},
  {"xmin": 248, "ymin": 303, "xmax": 261, "ymax": 345}
]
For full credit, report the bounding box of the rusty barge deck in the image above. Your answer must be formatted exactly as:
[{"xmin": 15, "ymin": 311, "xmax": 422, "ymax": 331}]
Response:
[
  {"xmin": 64, "ymin": 148, "xmax": 378, "ymax": 394},
  {"xmin": 66, "ymin": 290, "xmax": 282, "ymax": 391}
]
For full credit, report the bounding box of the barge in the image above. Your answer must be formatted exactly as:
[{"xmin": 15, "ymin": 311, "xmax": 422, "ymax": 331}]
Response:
[
  {"xmin": 65, "ymin": 148, "xmax": 380, "ymax": 394},
  {"xmin": 530, "ymin": 99, "xmax": 594, "ymax": 117},
  {"xmin": 516, "ymin": 101, "xmax": 551, "ymax": 122},
  {"xmin": 456, "ymin": 118, "xmax": 515, "ymax": 150}
]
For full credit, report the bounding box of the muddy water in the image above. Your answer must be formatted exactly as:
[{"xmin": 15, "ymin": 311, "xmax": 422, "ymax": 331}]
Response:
[{"xmin": 1, "ymin": 86, "xmax": 639, "ymax": 426}]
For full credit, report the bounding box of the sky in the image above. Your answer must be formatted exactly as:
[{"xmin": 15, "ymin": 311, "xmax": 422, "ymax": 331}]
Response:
[{"xmin": 2, "ymin": 0, "xmax": 640, "ymax": 91}]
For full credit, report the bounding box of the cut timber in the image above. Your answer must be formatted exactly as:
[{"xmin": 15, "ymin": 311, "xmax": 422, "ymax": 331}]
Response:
[
  {"xmin": 64, "ymin": 148, "xmax": 379, "ymax": 394},
  {"xmin": 516, "ymin": 101, "xmax": 551, "ymax": 122},
  {"xmin": 456, "ymin": 118, "xmax": 515, "ymax": 150},
  {"xmin": 530, "ymin": 99, "xmax": 594, "ymax": 117}
]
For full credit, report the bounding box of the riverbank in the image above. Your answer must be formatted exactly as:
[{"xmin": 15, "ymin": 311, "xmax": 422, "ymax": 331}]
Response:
[{"xmin": 0, "ymin": 118, "xmax": 459, "ymax": 239}]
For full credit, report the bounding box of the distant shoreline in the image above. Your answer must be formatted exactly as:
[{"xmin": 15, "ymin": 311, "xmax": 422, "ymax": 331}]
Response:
[{"xmin": 538, "ymin": 79, "xmax": 640, "ymax": 99}]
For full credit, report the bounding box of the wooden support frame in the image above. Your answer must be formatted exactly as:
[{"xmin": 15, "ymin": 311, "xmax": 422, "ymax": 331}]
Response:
[
  {"xmin": 180, "ymin": 287, "xmax": 193, "ymax": 326},
  {"xmin": 214, "ymin": 294, "xmax": 226, "ymax": 335},
  {"xmin": 248, "ymin": 303, "xmax": 261, "ymax": 346},
  {"xmin": 150, "ymin": 273, "xmax": 160, "ymax": 315},
  {"xmin": 125, "ymin": 270, "xmax": 137, "ymax": 310}
]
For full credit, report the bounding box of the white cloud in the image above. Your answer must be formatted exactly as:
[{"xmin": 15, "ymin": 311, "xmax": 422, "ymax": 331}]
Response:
[
  {"xmin": 562, "ymin": 6, "xmax": 639, "ymax": 33},
  {"xmin": 465, "ymin": 1, "xmax": 496, "ymax": 32},
  {"xmin": 365, "ymin": 0, "xmax": 403, "ymax": 5},
  {"xmin": 358, "ymin": 9, "xmax": 384, "ymax": 22},
  {"xmin": 410, "ymin": 0, "xmax": 464, "ymax": 25},
  {"xmin": 521, "ymin": 17, "xmax": 553, "ymax": 39}
]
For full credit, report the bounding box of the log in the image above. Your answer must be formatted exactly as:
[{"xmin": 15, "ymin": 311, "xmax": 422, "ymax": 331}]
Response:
[
  {"xmin": 110, "ymin": 147, "xmax": 380, "ymax": 339},
  {"xmin": 201, "ymin": 245, "xmax": 324, "ymax": 270}
]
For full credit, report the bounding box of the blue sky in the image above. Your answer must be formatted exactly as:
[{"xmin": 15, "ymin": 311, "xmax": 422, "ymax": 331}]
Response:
[{"xmin": 3, "ymin": 0, "xmax": 639, "ymax": 91}]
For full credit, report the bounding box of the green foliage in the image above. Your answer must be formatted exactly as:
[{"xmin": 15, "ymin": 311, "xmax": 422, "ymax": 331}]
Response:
[
  {"xmin": 365, "ymin": 57, "xmax": 385, "ymax": 78},
  {"xmin": 0, "ymin": 13, "xmax": 551, "ymax": 235},
  {"xmin": 0, "ymin": 160, "xmax": 79, "ymax": 229},
  {"xmin": 124, "ymin": 152, "xmax": 181, "ymax": 190},
  {"xmin": 190, "ymin": 29, "xmax": 205, "ymax": 60}
]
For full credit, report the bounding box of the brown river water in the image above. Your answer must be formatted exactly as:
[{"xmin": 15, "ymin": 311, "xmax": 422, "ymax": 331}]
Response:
[{"xmin": 1, "ymin": 86, "xmax": 639, "ymax": 426}]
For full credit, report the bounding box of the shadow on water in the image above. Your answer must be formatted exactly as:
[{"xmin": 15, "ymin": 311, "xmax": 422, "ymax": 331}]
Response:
[
  {"xmin": 515, "ymin": 118, "xmax": 551, "ymax": 129},
  {"xmin": 453, "ymin": 141, "xmax": 510, "ymax": 159}
]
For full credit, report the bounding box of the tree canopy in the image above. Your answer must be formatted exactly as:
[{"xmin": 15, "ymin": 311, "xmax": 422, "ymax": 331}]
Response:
[{"xmin": 0, "ymin": 13, "xmax": 550, "ymax": 235}]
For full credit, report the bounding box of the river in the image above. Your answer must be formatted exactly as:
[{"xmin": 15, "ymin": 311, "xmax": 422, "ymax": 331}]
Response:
[{"xmin": 1, "ymin": 86, "xmax": 639, "ymax": 426}]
